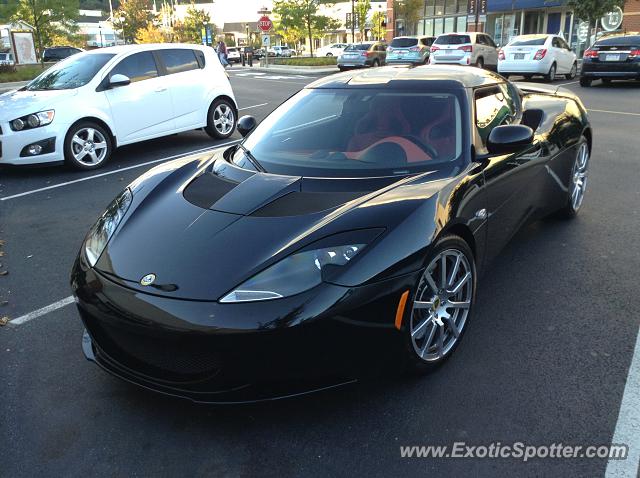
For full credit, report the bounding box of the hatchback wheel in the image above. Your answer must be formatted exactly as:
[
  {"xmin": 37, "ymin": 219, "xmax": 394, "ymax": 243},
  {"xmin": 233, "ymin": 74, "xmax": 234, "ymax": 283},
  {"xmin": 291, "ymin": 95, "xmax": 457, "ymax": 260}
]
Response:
[
  {"xmin": 64, "ymin": 121, "xmax": 112, "ymax": 170},
  {"xmin": 545, "ymin": 63, "xmax": 556, "ymax": 82},
  {"xmin": 205, "ymin": 98, "xmax": 236, "ymax": 139},
  {"xmin": 566, "ymin": 62, "xmax": 577, "ymax": 80},
  {"xmin": 372, "ymin": 59, "xmax": 380, "ymax": 67},
  {"xmin": 475, "ymin": 57, "xmax": 484, "ymax": 69},
  {"xmin": 402, "ymin": 235, "xmax": 476, "ymax": 372}
]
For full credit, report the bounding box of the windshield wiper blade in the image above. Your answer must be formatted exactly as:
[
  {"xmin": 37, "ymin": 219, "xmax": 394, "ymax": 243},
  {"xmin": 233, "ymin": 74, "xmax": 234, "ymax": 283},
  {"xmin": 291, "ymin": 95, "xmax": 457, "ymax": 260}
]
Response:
[{"xmin": 237, "ymin": 143, "xmax": 265, "ymax": 172}]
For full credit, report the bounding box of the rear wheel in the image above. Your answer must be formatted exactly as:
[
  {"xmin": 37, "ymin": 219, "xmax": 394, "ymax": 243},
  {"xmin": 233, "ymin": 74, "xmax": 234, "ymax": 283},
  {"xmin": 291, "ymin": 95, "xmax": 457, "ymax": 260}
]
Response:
[
  {"xmin": 566, "ymin": 62, "xmax": 577, "ymax": 80},
  {"xmin": 326, "ymin": 53, "xmax": 333, "ymax": 57},
  {"xmin": 557, "ymin": 137, "xmax": 590, "ymax": 219},
  {"xmin": 475, "ymin": 57, "xmax": 484, "ymax": 69},
  {"xmin": 64, "ymin": 121, "xmax": 112, "ymax": 170},
  {"xmin": 401, "ymin": 235, "xmax": 476, "ymax": 373},
  {"xmin": 372, "ymin": 59, "xmax": 380, "ymax": 67},
  {"xmin": 602, "ymin": 78, "xmax": 612, "ymax": 84},
  {"xmin": 524, "ymin": 75, "xmax": 533, "ymax": 80},
  {"xmin": 545, "ymin": 63, "xmax": 556, "ymax": 82},
  {"xmin": 204, "ymin": 98, "xmax": 236, "ymax": 139},
  {"xmin": 580, "ymin": 76, "xmax": 592, "ymax": 87}
]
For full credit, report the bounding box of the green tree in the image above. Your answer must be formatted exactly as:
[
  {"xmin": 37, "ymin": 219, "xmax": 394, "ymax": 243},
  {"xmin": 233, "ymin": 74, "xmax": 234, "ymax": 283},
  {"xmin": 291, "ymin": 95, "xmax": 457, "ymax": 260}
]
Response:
[
  {"xmin": 273, "ymin": 0, "xmax": 339, "ymax": 57},
  {"xmin": 173, "ymin": 3, "xmax": 212, "ymax": 43},
  {"xmin": 393, "ymin": 0, "xmax": 422, "ymax": 35},
  {"xmin": 371, "ymin": 10, "xmax": 385, "ymax": 40},
  {"xmin": 8, "ymin": 0, "xmax": 80, "ymax": 57},
  {"xmin": 355, "ymin": 0, "xmax": 371, "ymax": 39},
  {"xmin": 113, "ymin": 0, "xmax": 156, "ymax": 44},
  {"xmin": 566, "ymin": 0, "xmax": 625, "ymax": 43}
]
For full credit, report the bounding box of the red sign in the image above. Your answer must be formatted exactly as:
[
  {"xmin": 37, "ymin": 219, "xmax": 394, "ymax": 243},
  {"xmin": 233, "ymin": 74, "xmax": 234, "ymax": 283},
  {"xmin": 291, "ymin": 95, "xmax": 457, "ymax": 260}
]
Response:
[{"xmin": 258, "ymin": 15, "xmax": 273, "ymax": 32}]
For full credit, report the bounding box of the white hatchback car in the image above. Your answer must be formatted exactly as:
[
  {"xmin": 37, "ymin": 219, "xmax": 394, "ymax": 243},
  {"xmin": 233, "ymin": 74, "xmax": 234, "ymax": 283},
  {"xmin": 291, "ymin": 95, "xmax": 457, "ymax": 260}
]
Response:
[
  {"xmin": 498, "ymin": 34, "xmax": 578, "ymax": 81},
  {"xmin": 430, "ymin": 32, "xmax": 499, "ymax": 69},
  {"xmin": 315, "ymin": 43, "xmax": 349, "ymax": 57},
  {"xmin": 0, "ymin": 44, "xmax": 237, "ymax": 169}
]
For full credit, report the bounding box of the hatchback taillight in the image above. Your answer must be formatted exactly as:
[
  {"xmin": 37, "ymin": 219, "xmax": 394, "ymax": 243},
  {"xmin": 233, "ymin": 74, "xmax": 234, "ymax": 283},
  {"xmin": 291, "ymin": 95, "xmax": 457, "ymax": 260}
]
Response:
[
  {"xmin": 458, "ymin": 45, "xmax": 473, "ymax": 53},
  {"xmin": 583, "ymin": 49, "xmax": 599, "ymax": 58},
  {"xmin": 409, "ymin": 46, "xmax": 420, "ymax": 52},
  {"xmin": 361, "ymin": 51, "xmax": 370, "ymax": 57},
  {"xmin": 533, "ymin": 48, "xmax": 547, "ymax": 60},
  {"xmin": 498, "ymin": 49, "xmax": 505, "ymax": 60}
]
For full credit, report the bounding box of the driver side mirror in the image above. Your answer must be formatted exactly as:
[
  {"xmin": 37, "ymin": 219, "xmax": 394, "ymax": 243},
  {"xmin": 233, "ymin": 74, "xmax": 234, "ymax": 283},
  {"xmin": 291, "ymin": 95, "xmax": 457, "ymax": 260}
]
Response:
[
  {"xmin": 109, "ymin": 74, "xmax": 131, "ymax": 88},
  {"xmin": 487, "ymin": 124, "xmax": 534, "ymax": 155},
  {"xmin": 237, "ymin": 115, "xmax": 257, "ymax": 137}
]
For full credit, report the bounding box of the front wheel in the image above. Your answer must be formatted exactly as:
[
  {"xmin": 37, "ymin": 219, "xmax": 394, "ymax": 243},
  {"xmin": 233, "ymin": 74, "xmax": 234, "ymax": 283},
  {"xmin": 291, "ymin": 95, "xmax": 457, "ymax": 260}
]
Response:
[
  {"xmin": 557, "ymin": 137, "xmax": 590, "ymax": 219},
  {"xmin": 204, "ymin": 98, "xmax": 236, "ymax": 139},
  {"xmin": 64, "ymin": 121, "xmax": 112, "ymax": 170},
  {"xmin": 401, "ymin": 235, "xmax": 476, "ymax": 373},
  {"xmin": 326, "ymin": 53, "xmax": 333, "ymax": 57},
  {"xmin": 566, "ymin": 62, "xmax": 577, "ymax": 80}
]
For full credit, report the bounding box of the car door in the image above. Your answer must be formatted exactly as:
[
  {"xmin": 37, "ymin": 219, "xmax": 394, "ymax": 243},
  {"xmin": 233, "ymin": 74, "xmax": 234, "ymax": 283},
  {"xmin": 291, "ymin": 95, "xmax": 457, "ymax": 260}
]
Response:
[
  {"xmin": 475, "ymin": 84, "xmax": 546, "ymax": 262},
  {"xmin": 551, "ymin": 37, "xmax": 569, "ymax": 73},
  {"xmin": 156, "ymin": 48, "xmax": 207, "ymax": 130},
  {"xmin": 104, "ymin": 50, "xmax": 175, "ymax": 144},
  {"xmin": 559, "ymin": 37, "xmax": 575, "ymax": 71},
  {"xmin": 482, "ymin": 35, "xmax": 499, "ymax": 66}
]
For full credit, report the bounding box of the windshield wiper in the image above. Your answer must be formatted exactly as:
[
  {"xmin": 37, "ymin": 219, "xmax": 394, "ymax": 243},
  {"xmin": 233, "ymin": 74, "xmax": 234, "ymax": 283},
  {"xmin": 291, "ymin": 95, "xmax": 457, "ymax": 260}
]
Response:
[{"xmin": 237, "ymin": 143, "xmax": 265, "ymax": 172}]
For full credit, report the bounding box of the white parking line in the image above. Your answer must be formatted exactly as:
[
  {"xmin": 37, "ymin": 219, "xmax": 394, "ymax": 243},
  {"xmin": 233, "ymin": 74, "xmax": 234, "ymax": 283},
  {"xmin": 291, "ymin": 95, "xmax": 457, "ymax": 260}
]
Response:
[
  {"xmin": 10, "ymin": 296, "xmax": 75, "ymax": 325},
  {"xmin": 588, "ymin": 109, "xmax": 640, "ymax": 117},
  {"xmin": 605, "ymin": 328, "xmax": 640, "ymax": 477}
]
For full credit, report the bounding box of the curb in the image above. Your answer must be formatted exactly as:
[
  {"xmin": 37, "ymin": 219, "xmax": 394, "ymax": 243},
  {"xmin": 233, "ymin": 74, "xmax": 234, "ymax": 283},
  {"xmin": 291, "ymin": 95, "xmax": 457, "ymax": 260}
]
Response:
[{"xmin": 249, "ymin": 65, "xmax": 338, "ymax": 75}]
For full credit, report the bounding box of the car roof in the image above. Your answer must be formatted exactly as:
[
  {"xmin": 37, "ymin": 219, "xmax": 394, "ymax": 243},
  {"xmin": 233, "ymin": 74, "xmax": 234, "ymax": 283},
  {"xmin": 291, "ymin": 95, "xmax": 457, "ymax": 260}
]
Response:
[
  {"xmin": 513, "ymin": 34, "xmax": 549, "ymax": 40},
  {"xmin": 83, "ymin": 43, "xmax": 208, "ymax": 55},
  {"xmin": 306, "ymin": 65, "xmax": 503, "ymax": 90}
]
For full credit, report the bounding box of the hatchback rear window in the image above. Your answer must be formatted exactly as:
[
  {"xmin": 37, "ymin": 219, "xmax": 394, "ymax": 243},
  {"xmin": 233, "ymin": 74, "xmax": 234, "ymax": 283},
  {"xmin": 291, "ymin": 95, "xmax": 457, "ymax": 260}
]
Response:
[
  {"xmin": 595, "ymin": 35, "xmax": 640, "ymax": 47},
  {"xmin": 158, "ymin": 48, "xmax": 199, "ymax": 74},
  {"xmin": 345, "ymin": 44, "xmax": 373, "ymax": 51},
  {"xmin": 391, "ymin": 38, "xmax": 419, "ymax": 48},
  {"xmin": 510, "ymin": 37, "xmax": 547, "ymax": 46},
  {"xmin": 435, "ymin": 35, "xmax": 471, "ymax": 45}
]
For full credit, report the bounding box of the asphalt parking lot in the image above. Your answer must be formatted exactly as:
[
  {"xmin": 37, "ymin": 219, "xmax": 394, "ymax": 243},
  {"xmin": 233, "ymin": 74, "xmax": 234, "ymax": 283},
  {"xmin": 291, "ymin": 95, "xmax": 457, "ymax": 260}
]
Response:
[{"xmin": 1, "ymin": 68, "xmax": 639, "ymax": 477}]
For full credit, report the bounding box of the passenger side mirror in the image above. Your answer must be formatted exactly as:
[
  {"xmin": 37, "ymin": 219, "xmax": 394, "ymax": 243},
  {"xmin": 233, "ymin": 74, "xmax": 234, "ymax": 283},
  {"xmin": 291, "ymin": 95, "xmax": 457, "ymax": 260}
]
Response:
[
  {"xmin": 237, "ymin": 115, "xmax": 257, "ymax": 137},
  {"xmin": 109, "ymin": 74, "xmax": 131, "ymax": 88},
  {"xmin": 487, "ymin": 124, "xmax": 534, "ymax": 155}
]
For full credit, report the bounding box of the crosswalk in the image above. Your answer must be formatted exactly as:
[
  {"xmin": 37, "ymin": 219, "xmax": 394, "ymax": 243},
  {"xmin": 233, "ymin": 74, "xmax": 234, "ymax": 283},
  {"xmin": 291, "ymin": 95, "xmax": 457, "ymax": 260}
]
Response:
[{"xmin": 227, "ymin": 68, "xmax": 311, "ymax": 81}]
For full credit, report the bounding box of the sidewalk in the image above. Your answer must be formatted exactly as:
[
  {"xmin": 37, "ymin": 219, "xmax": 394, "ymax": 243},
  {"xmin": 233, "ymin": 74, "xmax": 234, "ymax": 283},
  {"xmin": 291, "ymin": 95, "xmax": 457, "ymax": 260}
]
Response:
[{"xmin": 0, "ymin": 80, "xmax": 28, "ymax": 93}]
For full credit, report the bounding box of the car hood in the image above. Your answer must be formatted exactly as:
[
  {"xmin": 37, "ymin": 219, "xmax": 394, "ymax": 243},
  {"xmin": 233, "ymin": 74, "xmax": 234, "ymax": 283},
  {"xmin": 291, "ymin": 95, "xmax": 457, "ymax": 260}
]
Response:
[
  {"xmin": 95, "ymin": 153, "xmax": 446, "ymax": 301},
  {"xmin": 0, "ymin": 88, "xmax": 77, "ymax": 121}
]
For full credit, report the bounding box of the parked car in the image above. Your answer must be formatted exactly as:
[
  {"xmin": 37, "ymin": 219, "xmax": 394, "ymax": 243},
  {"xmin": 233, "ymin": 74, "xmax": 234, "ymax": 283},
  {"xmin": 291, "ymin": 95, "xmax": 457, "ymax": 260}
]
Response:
[
  {"xmin": 0, "ymin": 44, "xmax": 238, "ymax": 169},
  {"xmin": 226, "ymin": 47, "xmax": 241, "ymax": 63},
  {"xmin": 0, "ymin": 52, "xmax": 15, "ymax": 65},
  {"xmin": 338, "ymin": 42, "xmax": 387, "ymax": 70},
  {"xmin": 316, "ymin": 43, "xmax": 349, "ymax": 57},
  {"xmin": 269, "ymin": 46, "xmax": 293, "ymax": 57},
  {"xmin": 430, "ymin": 33, "xmax": 498, "ymax": 69},
  {"xmin": 580, "ymin": 32, "xmax": 640, "ymax": 87},
  {"xmin": 42, "ymin": 46, "xmax": 83, "ymax": 62},
  {"xmin": 387, "ymin": 36, "xmax": 435, "ymax": 65},
  {"xmin": 498, "ymin": 34, "xmax": 577, "ymax": 81},
  {"xmin": 72, "ymin": 66, "xmax": 593, "ymax": 403}
]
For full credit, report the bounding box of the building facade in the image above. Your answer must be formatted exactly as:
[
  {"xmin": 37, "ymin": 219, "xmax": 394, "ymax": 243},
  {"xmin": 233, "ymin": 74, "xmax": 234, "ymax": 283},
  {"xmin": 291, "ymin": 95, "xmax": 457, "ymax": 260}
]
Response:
[{"xmin": 622, "ymin": 0, "xmax": 640, "ymax": 32}]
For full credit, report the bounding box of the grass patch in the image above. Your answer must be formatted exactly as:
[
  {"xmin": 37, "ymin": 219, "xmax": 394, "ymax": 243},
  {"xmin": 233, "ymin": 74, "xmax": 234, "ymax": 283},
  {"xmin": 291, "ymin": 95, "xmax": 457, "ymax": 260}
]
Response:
[
  {"xmin": 0, "ymin": 64, "xmax": 48, "ymax": 83},
  {"xmin": 270, "ymin": 57, "xmax": 337, "ymax": 66}
]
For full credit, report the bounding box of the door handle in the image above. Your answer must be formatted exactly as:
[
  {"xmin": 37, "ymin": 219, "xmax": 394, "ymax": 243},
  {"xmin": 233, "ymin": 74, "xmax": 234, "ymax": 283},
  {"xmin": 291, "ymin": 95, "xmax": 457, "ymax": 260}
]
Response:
[{"xmin": 154, "ymin": 87, "xmax": 167, "ymax": 92}]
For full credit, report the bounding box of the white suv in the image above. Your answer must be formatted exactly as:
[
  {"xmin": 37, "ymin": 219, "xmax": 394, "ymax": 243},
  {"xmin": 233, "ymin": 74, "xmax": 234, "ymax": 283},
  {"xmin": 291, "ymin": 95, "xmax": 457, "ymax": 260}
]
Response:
[
  {"xmin": 498, "ymin": 34, "xmax": 578, "ymax": 81},
  {"xmin": 0, "ymin": 44, "xmax": 237, "ymax": 169},
  {"xmin": 430, "ymin": 32, "xmax": 499, "ymax": 69}
]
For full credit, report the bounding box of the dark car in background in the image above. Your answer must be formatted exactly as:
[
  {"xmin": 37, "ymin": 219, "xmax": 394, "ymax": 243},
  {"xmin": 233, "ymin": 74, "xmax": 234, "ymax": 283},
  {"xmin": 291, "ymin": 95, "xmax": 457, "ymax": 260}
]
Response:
[
  {"xmin": 387, "ymin": 36, "xmax": 435, "ymax": 65},
  {"xmin": 338, "ymin": 42, "xmax": 387, "ymax": 70},
  {"xmin": 42, "ymin": 46, "xmax": 83, "ymax": 62},
  {"xmin": 581, "ymin": 33, "xmax": 640, "ymax": 86}
]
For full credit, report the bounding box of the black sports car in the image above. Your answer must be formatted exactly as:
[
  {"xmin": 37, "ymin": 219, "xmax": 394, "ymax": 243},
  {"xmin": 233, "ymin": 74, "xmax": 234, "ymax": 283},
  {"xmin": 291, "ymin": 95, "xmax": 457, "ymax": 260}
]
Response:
[{"xmin": 71, "ymin": 66, "xmax": 592, "ymax": 403}]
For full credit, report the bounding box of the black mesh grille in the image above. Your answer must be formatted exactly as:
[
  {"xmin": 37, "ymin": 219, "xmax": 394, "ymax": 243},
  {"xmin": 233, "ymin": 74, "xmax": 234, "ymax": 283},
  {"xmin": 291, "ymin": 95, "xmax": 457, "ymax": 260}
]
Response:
[{"xmin": 251, "ymin": 191, "xmax": 362, "ymax": 217}]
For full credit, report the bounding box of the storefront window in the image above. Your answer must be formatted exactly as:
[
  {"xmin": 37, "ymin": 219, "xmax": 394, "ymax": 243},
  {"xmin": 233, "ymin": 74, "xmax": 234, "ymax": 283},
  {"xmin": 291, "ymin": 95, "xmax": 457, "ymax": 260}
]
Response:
[
  {"xmin": 425, "ymin": 18, "xmax": 434, "ymax": 36},
  {"xmin": 434, "ymin": 17, "xmax": 444, "ymax": 35},
  {"xmin": 435, "ymin": 0, "xmax": 445, "ymax": 16},
  {"xmin": 457, "ymin": 0, "xmax": 466, "ymax": 14},
  {"xmin": 445, "ymin": 0, "xmax": 456, "ymax": 15},
  {"xmin": 425, "ymin": 0, "xmax": 435, "ymax": 17},
  {"xmin": 456, "ymin": 15, "xmax": 467, "ymax": 33},
  {"xmin": 444, "ymin": 16, "xmax": 455, "ymax": 33}
]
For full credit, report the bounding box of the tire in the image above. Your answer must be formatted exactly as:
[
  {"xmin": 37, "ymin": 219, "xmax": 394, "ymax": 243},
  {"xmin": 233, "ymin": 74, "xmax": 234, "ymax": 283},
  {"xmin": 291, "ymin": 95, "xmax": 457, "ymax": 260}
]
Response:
[
  {"xmin": 400, "ymin": 235, "xmax": 477, "ymax": 373},
  {"xmin": 204, "ymin": 98, "xmax": 237, "ymax": 140},
  {"xmin": 566, "ymin": 62, "xmax": 577, "ymax": 80},
  {"xmin": 545, "ymin": 63, "xmax": 556, "ymax": 82},
  {"xmin": 64, "ymin": 120, "xmax": 112, "ymax": 170},
  {"xmin": 475, "ymin": 57, "xmax": 484, "ymax": 69},
  {"xmin": 602, "ymin": 78, "xmax": 612, "ymax": 84},
  {"xmin": 557, "ymin": 136, "xmax": 590, "ymax": 219},
  {"xmin": 524, "ymin": 75, "xmax": 533, "ymax": 80},
  {"xmin": 338, "ymin": 66, "xmax": 346, "ymax": 71},
  {"xmin": 326, "ymin": 53, "xmax": 333, "ymax": 57},
  {"xmin": 580, "ymin": 76, "xmax": 592, "ymax": 87},
  {"xmin": 372, "ymin": 59, "xmax": 380, "ymax": 67},
  {"xmin": 502, "ymin": 73, "xmax": 510, "ymax": 79}
]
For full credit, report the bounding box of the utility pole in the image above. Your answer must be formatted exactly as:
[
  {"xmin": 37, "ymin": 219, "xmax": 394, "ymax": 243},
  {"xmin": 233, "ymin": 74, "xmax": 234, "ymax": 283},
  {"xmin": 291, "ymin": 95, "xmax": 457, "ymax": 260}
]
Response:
[{"xmin": 351, "ymin": 0, "xmax": 355, "ymax": 43}]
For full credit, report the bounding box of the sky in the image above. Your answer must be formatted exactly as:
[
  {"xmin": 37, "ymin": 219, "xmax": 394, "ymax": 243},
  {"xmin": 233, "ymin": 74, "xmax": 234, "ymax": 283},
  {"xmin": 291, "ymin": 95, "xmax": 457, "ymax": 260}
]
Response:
[{"xmin": 214, "ymin": 0, "xmax": 274, "ymax": 24}]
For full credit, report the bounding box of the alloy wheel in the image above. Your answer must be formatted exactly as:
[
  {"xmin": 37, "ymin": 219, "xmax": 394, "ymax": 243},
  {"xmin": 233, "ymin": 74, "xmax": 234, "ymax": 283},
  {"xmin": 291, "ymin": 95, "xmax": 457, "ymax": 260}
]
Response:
[
  {"xmin": 409, "ymin": 249, "xmax": 473, "ymax": 362},
  {"xmin": 570, "ymin": 142, "xmax": 589, "ymax": 212},
  {"xmin": 213, "ymin": 104, "xmax": 235, "ymax": 135},
  {"xmin": 71, "ymin": 127, "xmax": 108, "ymax": 166}
]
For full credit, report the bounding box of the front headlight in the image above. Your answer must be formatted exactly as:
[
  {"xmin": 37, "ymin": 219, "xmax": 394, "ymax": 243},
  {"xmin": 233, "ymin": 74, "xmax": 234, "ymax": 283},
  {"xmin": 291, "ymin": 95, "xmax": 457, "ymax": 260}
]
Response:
[
  {"xmin": 84, "ymin": 188, "xmax": 132, "ymax": 267},
  {"xmin": 10, "ymin": 110, "xmax": 55, "ymax": 131},
  {"xmin": 219, "ymin": 243, "xmax": 366, "ymax": 303}
]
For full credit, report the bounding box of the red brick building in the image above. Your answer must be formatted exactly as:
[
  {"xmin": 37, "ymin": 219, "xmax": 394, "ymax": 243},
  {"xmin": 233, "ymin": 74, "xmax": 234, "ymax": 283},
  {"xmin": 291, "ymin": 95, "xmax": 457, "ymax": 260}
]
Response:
[{"xmin": 623, "ymin": 0, "xmax": 640, "ymax": 32}]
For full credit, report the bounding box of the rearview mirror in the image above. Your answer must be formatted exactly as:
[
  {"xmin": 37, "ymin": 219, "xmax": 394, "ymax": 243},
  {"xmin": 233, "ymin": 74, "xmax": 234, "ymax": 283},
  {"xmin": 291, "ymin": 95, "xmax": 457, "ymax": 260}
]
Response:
[
  {"xmin": 237, "ymin": 115, "xmax": 257, "ymax": 137},
  {"xmin": 487, "ymin": 124, "xmax": 534, "ymax": 155},
  {"xmin": 109, "ymin": 74, "xmax": 131, "ymax": 88}
]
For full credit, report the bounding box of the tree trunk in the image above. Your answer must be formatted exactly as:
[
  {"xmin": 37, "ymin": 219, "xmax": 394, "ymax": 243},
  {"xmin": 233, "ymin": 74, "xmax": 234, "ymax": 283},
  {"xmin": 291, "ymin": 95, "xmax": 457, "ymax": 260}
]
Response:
[{"xmin": 308, "ymin": 18, "xmax": 313, "ymax": 57}]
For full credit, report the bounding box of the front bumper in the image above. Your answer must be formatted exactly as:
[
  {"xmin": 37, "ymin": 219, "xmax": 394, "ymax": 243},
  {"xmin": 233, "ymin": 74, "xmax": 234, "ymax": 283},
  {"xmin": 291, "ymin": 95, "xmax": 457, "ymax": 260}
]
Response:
[
  {"xmin": 0, "ymin": 120, "xmax": 67, "ymax": 165},
  {"xmin": 72, "ymin": 256, "xmax": 417, "ymax": 403}
]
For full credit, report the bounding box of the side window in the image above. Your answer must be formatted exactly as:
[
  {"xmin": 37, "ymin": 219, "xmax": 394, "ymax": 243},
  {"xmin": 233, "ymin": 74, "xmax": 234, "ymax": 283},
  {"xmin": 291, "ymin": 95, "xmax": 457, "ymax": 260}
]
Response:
[
  {"xmin": 485, "ymin": 35, "xmax": 497, "ymax": 48},
  {"xmin": 194, "ymin": 50, "xmax": 205, "ymax": 68},
  {"xmin": 560, "ymin": 38, "xmax": 570, "ymax": 50},
  {"xmin": 476, "ymin": 35, "xmax": 485, "ymax": 45},
  {"xmin": 552, "ymin": 37, "xmax": 561, "ymax": 48},
  {"xmin": 158, "ymin": 49, "xmax": 199, "ymax": 75},
  {"xmin": 110, "ymin": 51, "xmax": 158, "ymax": 83},
  {"xmin": 475, "ymin": 86, "xmax": 516, "ymax": 146}
]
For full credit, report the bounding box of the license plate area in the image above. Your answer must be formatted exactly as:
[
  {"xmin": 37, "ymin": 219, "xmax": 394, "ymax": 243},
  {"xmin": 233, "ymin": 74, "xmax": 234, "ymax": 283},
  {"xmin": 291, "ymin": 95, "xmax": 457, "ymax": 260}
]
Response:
[
  {"xmin": 605, "ymin": 54, "xmax": 620, "ymax": 61},
  {"xmin": 514, "ymin": 53, "xmax": 525, "ymax": 60}
]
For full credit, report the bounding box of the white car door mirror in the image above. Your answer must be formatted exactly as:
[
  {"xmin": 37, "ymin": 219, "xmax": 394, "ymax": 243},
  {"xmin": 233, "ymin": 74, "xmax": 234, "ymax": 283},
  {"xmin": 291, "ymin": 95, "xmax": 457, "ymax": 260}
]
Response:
[{"xmin": 109, "ymin": 74, "xmax": 131, "ymax": 88}]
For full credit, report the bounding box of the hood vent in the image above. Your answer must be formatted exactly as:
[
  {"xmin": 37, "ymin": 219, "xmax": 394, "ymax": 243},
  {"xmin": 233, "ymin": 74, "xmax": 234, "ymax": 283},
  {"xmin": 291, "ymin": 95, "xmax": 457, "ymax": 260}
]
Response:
[
  {"xmin": 183, "ymin": 172, "xmax": 239, "ymax": 209},
  {"xmin": 251, "ymin": 191, "xmax": 363, "ymax": 217}
]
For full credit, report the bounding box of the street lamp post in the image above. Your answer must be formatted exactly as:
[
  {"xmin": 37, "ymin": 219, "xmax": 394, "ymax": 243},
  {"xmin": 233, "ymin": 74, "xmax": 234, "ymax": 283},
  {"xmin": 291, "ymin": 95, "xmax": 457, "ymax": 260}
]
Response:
[
  {"xmin": 98, "ymin": 24, "xmax": 103, "ymax": 47},
  {"xmin": 351, "ymin": 0, "xmax": 355, "ymax": 43}
]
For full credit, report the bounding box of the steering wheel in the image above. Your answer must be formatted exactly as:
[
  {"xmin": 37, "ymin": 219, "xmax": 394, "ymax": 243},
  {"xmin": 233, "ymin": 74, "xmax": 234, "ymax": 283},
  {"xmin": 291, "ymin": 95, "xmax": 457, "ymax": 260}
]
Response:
[{"xmin": 398, "ymin": 135, "xmax": 439, "ymax": 159}]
